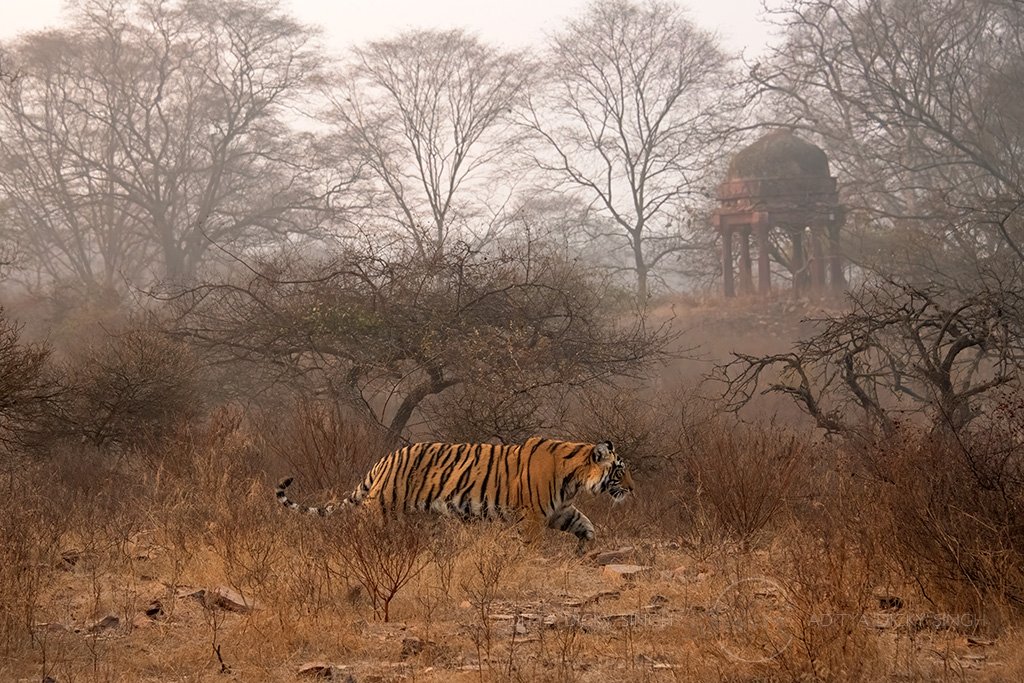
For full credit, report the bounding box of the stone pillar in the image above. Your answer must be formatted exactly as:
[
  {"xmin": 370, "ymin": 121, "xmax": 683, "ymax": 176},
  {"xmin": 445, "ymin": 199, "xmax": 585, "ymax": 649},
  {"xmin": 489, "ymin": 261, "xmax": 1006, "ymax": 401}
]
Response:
[
  {"xmin": 828, "ymin": 222, "xmax": 846, "ymax": 291},
  {"xmin": 738, "ymin": 228, "xmax": 754, "ymax": 295},
  {"xmin": 757, "ymin": 221, "xmax": 771, "ymax": 295},
  {"xmin": 791, "ymin": 227, "xmax": 806, "ymax": 294},
  {"xmin": 810, "ymin": 226, "xmax": 826, "ymax": 293},
  {"xmin": 722, "ymin": 228, "xmax": 735, "ymax": 297}
]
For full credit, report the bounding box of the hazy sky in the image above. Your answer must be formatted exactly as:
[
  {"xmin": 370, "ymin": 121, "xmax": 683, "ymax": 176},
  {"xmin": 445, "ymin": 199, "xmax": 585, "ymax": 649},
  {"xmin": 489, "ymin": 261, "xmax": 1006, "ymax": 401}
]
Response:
[{"xmin": 0, "ymin": 0, "xmax": 777, "ymax": 55}]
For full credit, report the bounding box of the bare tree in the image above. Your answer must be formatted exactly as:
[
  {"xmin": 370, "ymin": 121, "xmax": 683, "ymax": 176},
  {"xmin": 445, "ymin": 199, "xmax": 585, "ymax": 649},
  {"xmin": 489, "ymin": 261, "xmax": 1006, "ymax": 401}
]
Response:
[
  {"xmin": 754, "ymin": 0, "xmax": 1024, "ymax": 279},
  {"xmin": 0, "ymin": 0, "xmax": 332, "ymax": 294},
  {"xmin": 0, "ymin": 311, "xmax": 61, "ymax": 452},
  {"xmin": 162, "ymin": 240, "xmax": 669, "ymax": 438},
  {"xmin": 523, "ymin": 0, "xmax": 741, "ymax": 304},
  {"xmin": 714, "ymin": 278, "xmax": 1024, "ymax": 443},
  {"xmin": 329, "ymin": 30, "xmax": 532, "ymax": 256}
]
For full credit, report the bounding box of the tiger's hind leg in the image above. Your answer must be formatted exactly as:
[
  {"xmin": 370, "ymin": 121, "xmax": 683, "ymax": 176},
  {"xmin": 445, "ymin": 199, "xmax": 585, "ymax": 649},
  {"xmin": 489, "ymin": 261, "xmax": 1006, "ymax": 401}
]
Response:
[{"xmin": 546, "ymin": 505, "xmax": 595, "ymax": 555}]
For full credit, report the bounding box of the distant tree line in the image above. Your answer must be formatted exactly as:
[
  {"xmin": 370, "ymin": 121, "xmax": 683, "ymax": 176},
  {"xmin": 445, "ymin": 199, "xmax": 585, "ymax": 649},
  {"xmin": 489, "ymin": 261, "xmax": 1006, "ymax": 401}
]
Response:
[
  {"xmin": 0, "ymin": 0, "xmax": 1022, "ymax": 441},
  {"xmin": 0, "ymin": 0, "xmax": 742, "ymax": 307}
]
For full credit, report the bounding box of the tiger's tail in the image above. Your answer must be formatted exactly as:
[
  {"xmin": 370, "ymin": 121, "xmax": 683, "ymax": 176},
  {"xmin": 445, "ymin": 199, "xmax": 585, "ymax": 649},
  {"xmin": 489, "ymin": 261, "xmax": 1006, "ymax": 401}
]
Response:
[{"xmin": 275, "ymin": 478, "xmax": 336, "ymax": 516}]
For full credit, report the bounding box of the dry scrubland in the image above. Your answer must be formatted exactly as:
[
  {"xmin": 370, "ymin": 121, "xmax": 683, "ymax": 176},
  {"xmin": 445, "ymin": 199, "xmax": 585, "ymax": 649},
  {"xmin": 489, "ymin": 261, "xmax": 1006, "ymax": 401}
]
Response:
[{"xmin": 2, "ymin": 305, "xmax": 1023, "ymax": 682}]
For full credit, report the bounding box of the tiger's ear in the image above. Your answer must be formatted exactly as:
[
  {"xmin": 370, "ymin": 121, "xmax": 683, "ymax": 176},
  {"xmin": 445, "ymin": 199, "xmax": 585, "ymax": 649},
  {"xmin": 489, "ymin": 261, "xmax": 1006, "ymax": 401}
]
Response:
[{"xmin": 591, "ymin": 441, "xmax": 614, "ymax": 463}]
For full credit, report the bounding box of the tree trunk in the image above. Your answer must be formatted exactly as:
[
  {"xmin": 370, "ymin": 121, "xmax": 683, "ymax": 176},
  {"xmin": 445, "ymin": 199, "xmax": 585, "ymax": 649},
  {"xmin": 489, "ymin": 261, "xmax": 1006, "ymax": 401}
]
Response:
[{"xmin": 634, "ymin": 239, "xmax": 649, "ymax": 306}]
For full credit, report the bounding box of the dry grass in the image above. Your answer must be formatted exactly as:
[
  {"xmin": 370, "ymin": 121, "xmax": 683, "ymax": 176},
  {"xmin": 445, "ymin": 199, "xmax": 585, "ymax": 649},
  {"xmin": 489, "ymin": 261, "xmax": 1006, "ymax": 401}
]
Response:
[{"xmin": 2, "ymin": 401, "xmax": 1023, "ymax": 683}]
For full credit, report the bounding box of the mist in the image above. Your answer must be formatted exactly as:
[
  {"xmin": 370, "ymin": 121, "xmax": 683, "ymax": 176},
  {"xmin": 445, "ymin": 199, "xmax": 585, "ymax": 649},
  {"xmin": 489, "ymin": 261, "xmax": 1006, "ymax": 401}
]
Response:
[{"xmin": 1, "ymin": 0, "xmax": 1022, "ymax": 680}]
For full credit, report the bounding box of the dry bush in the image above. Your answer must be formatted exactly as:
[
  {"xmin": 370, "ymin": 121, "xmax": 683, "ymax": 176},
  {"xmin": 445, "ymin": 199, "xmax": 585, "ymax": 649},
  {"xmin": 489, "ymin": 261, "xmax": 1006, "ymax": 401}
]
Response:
[
  {"xmin": 771, "ymin": 506, "xmax": 888, "ymax": 681},
  {"xmin": 60, "ymin": 326, "xmax": 200, "ymax": 449},
  {"xmin": 326, "ymin": 512, "xmax": 431, "ymax": 622},
  {"xmin": 868, "ymin": 421, "xmax": 1024, "ymax": 625},
  {"xmin": 257, "ymin": 399, "xmax": 393, "ymax": 491},
  {"xmin": 0, "ymin": 309, "xmax": 61, "ymax": 452},
  {"xmin": 0, "ymin": 472, "xmax": 65, "ymax": 663},
  {"xmin": 771, "ymin": 537, "xmax": 884, "ymax": 681},
  {"xmin": 425, "ymin": 518, "xmax": 467, "ymax": 597},
  {"xmin": 207, "ymin": 480, "xmax": 286, "ymax": 610},
  {"xmin": 167, "ymin": 243, "xmax": 669, "ymax": 439},
  {"xmin": 562, "ymin": 383, "xmax": 724, "ymax": 548},
  {"xmin": 424, "ymin": 378, "xmax": 557, "ymax": 444},
  {"xmin": 133, "ymin": 405, "xmax": 256, "ymax": 496},
  {"xmin": 458, "ymin": 526, "xmax": 527, "ymax": 676},
  {"xmin": 566, "ymin": 384, "xmax": 709, "ymax": 475},
  {"xmin": 679, "ymin": 420, "xmax": 812, "ymax": 548}
]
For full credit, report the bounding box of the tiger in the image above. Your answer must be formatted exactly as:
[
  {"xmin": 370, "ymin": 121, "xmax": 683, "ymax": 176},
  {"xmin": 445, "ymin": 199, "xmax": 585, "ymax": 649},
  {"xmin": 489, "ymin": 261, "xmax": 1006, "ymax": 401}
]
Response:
[{"xmin": 275, "ymin": 437, "xmax": 634, "ymax": 549}]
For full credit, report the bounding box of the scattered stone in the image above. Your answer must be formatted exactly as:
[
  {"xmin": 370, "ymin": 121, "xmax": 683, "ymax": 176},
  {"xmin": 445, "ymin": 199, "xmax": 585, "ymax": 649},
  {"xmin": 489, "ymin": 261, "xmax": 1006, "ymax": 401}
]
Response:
[
  {"xmin": 667, "ymin": 566, "xmax": 710, "ymax": 583},
  {"xmin": 144, "ymin": 600, "xmax": 165, "ymax": 620},
  {"xmin": 602, "ymin": 564, "xmax": 654, "ymax": 581},
  {"xmin": 904, "ymin": 613, "xmax": 957, "ymax": 632},
  {"xmin": 402, "ymin": 636, "xmax": 424, "ymax": 658},
  {"xmin": 514, "ymin": 612, "xmax": 560, "ymax": 628},
  {"xmin": 205, "ymin": 586, "xmax": 258, "ymax": 614},
  {"xmin": 459, "ymin": 600, "xmax": 472, "ymax": 609},
  {"xmin": 649, "ymin": 594, "xmax": 669, "ymax": 607},
  {"xmin": 563, "ymin": 589, "xmax": 621, "ymax": 608},
  {"xmin": 588, "ymin": 547, "xmax": 636, "ymax": 566},
  {"xmin": 865, "ymin": 617, "xmax": 892, "ymax": 630},
  {"xmin": 174, "ymin": 586, "xmax": 259, "ymax": 613},
  {"xmin": 601, "ymin": 612, "xmax": 640, "ymax": 625},
  {"xmin": 754, "ymin": 584, "xmax": 782, "ymax": 598},
  {"xmin": 488, "ymin": 613, "xmax": 515, "ymax": 622},
  {"xmin": 131, "ymin": 614, "xmax": 154, "ymax": 630},
  {"xmin": 88, "ymin": 615, "xmax": 120, "ymax": 634},
  {"xmin": 297, "ymin": 662, "xmax": 334, "ymax": 679},
  {"xmin": 34, "ymin": 622, "xmax": 70, "ymax": 634},
  {"xmin": 877, "ymin": 595, "xmax": 904, "ymax": 610},
  {"xmin": 961, "ymin": 653, "xmax": 987, "ymax": 668},
  {"xmin": 967, "ymin": 636, "xmax": 995, "ymax": 647},
  {"xmin": 176, "ymin": 587, "xmax": 206, "ymax": 601},
  {"xmin": 59, "ymin": 549, "xmax": 81, "ymax": 569},
  {"xmin": 636, "ymin": 653, "xmax": 673, "ymax": 668}
]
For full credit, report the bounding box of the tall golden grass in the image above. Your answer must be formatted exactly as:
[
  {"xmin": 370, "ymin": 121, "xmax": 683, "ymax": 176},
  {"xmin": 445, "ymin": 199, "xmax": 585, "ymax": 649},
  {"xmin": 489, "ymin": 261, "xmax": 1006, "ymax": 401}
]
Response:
[{"xmin": 2, "ymin": 391, "xmax": 1022, "ymax": 681}]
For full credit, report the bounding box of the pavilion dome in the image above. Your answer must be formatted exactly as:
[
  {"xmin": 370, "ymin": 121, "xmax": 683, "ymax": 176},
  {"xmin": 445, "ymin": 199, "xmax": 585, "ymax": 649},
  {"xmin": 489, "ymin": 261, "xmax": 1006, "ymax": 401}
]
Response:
[{"xmin": 726, "ymin": 130, "xmax": 830, "ymax": 180}]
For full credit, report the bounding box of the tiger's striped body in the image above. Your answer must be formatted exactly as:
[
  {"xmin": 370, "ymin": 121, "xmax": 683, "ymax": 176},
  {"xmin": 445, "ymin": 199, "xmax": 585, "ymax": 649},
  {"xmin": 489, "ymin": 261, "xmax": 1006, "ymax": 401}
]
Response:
[{"xmin": 275, "ymin": 437, "xmax": 633, "ymax": 547}]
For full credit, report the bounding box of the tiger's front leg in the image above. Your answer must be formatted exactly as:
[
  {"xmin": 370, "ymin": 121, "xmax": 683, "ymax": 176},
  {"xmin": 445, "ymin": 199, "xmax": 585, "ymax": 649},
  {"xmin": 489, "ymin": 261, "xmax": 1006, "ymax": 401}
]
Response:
[{"xmin": 547, "ymin": 505, "xmax": 595, "ymax": 554}]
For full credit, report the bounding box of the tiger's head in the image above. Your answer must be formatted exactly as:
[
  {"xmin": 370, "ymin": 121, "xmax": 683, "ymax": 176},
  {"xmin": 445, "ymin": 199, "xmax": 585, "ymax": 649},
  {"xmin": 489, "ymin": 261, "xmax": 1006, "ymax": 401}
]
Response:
[{"xmin": 586, "ymin": 440, "xmax": 634, "ymax": 503}]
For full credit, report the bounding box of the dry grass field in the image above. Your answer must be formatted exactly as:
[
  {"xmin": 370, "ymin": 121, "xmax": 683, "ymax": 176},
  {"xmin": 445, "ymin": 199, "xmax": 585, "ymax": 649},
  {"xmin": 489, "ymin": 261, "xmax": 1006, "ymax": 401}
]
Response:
[
  {"xmin": 3, "ymin": 400, "xmax": 1023, "ymax": 683},
  {"xmin": 1, "ymin": 300, "xmax": 1022, "ymax": 682}
]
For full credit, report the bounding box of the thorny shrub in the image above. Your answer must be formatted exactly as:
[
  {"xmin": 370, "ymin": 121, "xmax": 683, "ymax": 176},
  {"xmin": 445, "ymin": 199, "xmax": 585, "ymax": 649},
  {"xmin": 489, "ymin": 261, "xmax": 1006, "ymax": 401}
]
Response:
[
  {"xmin": 326, "ymin": 512, "xmax": 431, "ymax": 622},
  {"xmin": 257, "ymin": 399, "xmax": 393, "ymax": 492},
  {"xmin": 679, "ymin": 420, "xmax": 811, "ymax": 548},
  {"xmin": 0, "ymin": 309, "xmax": 61, "ymax": 451},
  {"xmin": 60, "ymin": 326, "xmax": 200, "ymax": 449},
  {"xmin": 866, "ymin": 417, "xmax": 1024, "ymax": 622}
]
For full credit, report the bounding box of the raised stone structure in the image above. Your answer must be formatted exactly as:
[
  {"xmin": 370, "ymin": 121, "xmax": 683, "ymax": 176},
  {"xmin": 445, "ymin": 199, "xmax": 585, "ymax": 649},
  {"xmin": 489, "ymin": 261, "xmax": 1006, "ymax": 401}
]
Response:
[{"xmin": 712, "ymin": 130, "xmax": 845, "ymax": 297}]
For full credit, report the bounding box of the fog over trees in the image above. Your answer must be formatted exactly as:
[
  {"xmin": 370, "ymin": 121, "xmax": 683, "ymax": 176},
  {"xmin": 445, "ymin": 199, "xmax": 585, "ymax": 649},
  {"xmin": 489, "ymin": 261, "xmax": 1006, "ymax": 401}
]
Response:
[
  {"xmin": 0, "ymin": 0, "xmax": 1018, "ymax": 441},
  {"xmin": 0, "ymin": 0, "xmax": 332, "ymax": 296},
  {"xmin": 2, "ymin": 0, "xmax": 1024, "ymax": 677},
  {"xmin": 523, "ymin": 0, "xmax": 743, "ymax": 303},
  {"xmin": 715, "ymin": 0, "xmax": 1024, "ymax": 442}
]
